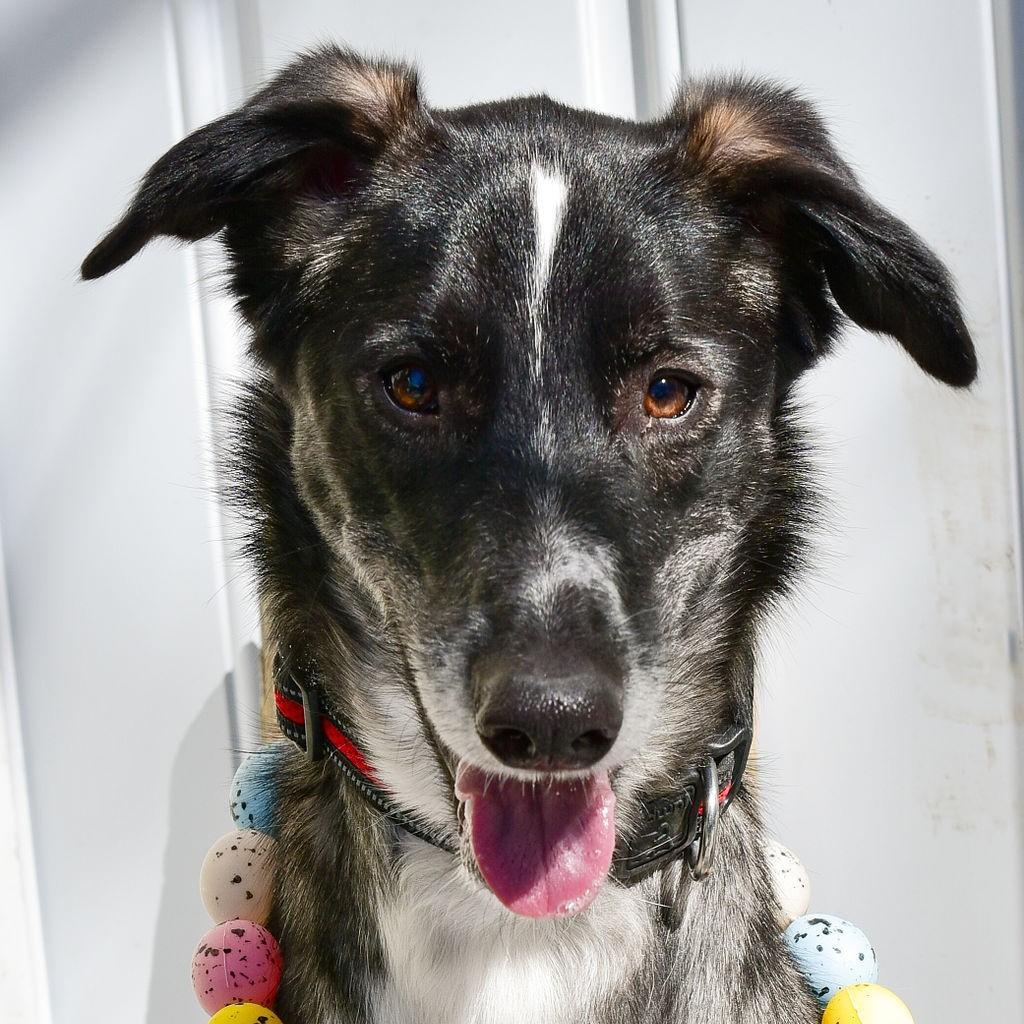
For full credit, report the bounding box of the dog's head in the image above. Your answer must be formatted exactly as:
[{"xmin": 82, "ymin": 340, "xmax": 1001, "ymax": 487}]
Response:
[{"xmin": 84, "ymin": 47, "xmax": 974, "ymax": 919}]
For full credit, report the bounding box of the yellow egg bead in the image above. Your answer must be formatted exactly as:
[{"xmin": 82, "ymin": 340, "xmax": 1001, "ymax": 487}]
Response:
[
  {"xmin": 208, "ymin": 1003, "xmax": 283, "ymax": 1024},
  {"xmin": 822, "ymin": 984, "xmax": 914, "ymax": 1024}
]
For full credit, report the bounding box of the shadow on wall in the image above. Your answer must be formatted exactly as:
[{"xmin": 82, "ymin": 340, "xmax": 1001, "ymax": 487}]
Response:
[{"xmin": 146, "ymin": 676, "xmax": 245, "ymax": 1024}]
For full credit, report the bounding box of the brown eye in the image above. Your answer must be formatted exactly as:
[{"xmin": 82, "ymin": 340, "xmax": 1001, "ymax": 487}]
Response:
[
  {"xmin": 384, "ymin": 363, "xmax": 439, "ymax": 414},
  {"xmin": 643, "ymin": 373, "xmax": 696, "ymax": 419}
]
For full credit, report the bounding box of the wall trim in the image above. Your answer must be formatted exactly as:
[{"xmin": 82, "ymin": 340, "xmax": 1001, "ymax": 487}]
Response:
[
  {"xmin": 988, "ymin": 0, "xmax": 1024, "ymax": 641},
  {"xmin": 0, "ymin": 521, "xmax": 52, "ymax": 1024},
  {"xmin": 628, "ymin": 0, "xmax": 684, "ymax": 119},
  {"xmin": 165, "ymin": 0, "xmax": 264, "ymax": 759},
  {"xmin": 577, "ymin": 0, "xmax": 637, "ymax": 118}
]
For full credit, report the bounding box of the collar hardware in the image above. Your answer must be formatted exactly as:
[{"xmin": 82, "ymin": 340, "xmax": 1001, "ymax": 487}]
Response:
[
  {"xmin": 685, "ymin": 754, "xmax": 720, "ymax": 881},
  {"xmin": 298, "ymin": 680, "xmax": 324, "ymax": 762},
  {"xmin": 612, "ymin": 723, "xmax": 750, "ymax": 886}
]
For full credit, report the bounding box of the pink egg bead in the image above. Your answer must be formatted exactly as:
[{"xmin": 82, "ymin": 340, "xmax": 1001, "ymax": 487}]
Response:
[{"xmin": 191, "ymin": 920, "xmax": 283, "ymax": 1014}]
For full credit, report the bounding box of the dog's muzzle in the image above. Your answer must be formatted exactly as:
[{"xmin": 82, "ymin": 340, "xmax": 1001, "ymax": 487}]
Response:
[{"xmin": 272, "ymin": 651, "xmax": 751, "ymax": 921}]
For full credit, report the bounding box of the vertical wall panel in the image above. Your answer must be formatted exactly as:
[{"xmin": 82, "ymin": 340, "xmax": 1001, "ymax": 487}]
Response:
[
  {"xmin": 678, "ymin": 2, "xmax": 1024, "ymax": 1021},
  {"xmin": 0, "ymin": 524, "xmax": 50, "ymax": 1024},
  {"xmin": 0, "ymin": 1, "xmax": 237, "ymax": 1020}
]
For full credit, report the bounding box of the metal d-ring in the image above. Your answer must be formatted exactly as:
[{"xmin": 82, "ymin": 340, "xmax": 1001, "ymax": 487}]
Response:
[{"xmin": 685, "ymin": 754, "xmax": 720, "ymax": 882}]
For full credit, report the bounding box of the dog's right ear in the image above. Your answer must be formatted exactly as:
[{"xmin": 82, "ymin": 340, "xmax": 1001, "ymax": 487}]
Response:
[{"xmin": 81, "ymin": 44, "xmax": 422, "ymax": 287}]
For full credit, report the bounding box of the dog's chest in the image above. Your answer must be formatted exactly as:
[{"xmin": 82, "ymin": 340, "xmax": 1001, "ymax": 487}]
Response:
[{"xmin": 368, "ymin": 839, "xmax": 653, "ymax": 1024}]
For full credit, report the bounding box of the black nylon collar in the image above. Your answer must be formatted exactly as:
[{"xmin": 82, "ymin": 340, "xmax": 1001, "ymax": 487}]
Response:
[{"xmin": 273, "ymin": 655, "xmax": 751, "ymax": 887}]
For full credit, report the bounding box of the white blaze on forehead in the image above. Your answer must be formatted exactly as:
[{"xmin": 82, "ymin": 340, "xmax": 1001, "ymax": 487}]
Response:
[
  {"xmin": 528, "ymin": 161, "xmax": 568, "ymax": 380},
  {"xmin": 531, "ymin": 163, "xmax": 568, "ymax": 293}
]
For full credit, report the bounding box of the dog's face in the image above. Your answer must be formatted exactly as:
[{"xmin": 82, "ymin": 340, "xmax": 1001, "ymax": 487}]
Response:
[{"xmin": 84, "ymin": 48, "xmax": 974, "ymax": 919}]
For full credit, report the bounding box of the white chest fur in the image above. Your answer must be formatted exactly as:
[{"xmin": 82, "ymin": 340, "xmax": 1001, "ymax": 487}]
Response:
[{"xmin": 370, "ymin": 837, "xmax": 652, "ymax": 1024}]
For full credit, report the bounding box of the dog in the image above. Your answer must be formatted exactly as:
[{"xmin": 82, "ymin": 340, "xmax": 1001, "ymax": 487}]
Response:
[{"xmin": 83, "ymin": 45, "xmax": 975, "ymax": 1023}]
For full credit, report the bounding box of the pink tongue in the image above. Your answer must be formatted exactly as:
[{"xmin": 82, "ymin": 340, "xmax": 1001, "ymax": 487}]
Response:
[{"xmin": 455, "ymin": 763, "xmax": 616, "ymax": 918}]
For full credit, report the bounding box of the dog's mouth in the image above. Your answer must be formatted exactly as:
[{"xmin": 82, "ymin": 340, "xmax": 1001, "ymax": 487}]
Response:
[{"xmin": 454, "ymin": 760, "xmax": 617, "ymax": 918}]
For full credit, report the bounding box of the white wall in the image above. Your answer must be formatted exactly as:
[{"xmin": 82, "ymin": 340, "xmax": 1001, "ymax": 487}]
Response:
[
  {"xmin": 674, "ymin": 3, "xmax": 1024, "ymax": 1021},
  {"xmin": 1, "ymin": 2, "xmax": 1020, "ymax": 1022},
  {"xmin": 1, "ymin": 2, "xmax": 242, "ymax": 1022}
]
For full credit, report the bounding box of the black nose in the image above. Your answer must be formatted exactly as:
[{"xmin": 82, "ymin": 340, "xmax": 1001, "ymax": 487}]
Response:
[{"xmin": 473, "ymin": 653, "xmax": 624, "ymax": 771}]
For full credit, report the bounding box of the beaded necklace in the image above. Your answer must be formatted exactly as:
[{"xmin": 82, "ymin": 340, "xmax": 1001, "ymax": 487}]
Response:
[{"xmin": 189, "ymin": 742, "xmax": 916, "ymax": 1024}]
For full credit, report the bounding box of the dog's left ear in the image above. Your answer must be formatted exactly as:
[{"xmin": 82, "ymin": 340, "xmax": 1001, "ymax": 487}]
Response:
[
  {"xmin": 666, "ymin": 78, "xmax": 976, "ymax": 387},
  {"xmin": 81, "ymin": 46, "xmax": 424, "ymax": 364}
]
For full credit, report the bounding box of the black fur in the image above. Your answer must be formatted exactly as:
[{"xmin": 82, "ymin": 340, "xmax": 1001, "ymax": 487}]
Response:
[{"xmin": 84, "ymin": 45, "xmax": 974, "ymax": 1023}]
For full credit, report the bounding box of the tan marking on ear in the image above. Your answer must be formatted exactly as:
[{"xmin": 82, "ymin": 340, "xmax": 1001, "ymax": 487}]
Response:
[
  {"xmin": 683, "ymin": 94, "xmax": 786, "ymax": 179},
  {"xmin": 327, "ymin": 60, "xmax": 421, "ymax": 142}
]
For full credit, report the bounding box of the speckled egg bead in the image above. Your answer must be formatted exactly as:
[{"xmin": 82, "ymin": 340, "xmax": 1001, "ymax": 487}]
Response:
[
  {"xmin": 822, "ymin": 984, "xmax": 914, "ymax": 1023},
  {"xmin": 764, "ymin": 837, "xmax": 811, "ymax": 928},
  {"xmin": 200, "ymin": 829, "xmax": 277, "ymax": 925},
  {"xmin": 230, "ymin": 743, "xmax": 289, "ymax": 836},
  {"xmin": 784, "ymin": 914, "xmax": 878, "ymax": 1006},
  {"xmin": 191, "ymin": 919, "xmax": 283, "ymax": 1014},
  {"xmin": 208, "ymin": 1003, "xmax": 285, "ymax": 1024}
]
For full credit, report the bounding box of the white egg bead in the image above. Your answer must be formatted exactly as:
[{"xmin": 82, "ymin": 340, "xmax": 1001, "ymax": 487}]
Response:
[
  {"xmin": 764, "ymin": 837, "xmax": 810, "ymax": 928},
  {"xmin": 200, "ymin": 829, "xmax": 277, "ymax": 925}
]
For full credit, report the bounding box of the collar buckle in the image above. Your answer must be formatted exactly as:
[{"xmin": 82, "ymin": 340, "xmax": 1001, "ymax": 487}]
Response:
[
  {"xmin": 612, "ymin": 777, "xmax": 702, "ymax": 884},
  {"xmin": 706, "ymin": 723, "xmax": 751, "ymax": 815},
  {"xmin": 298, "ymin": 680, "xmax": 324, "ymax": 762},
  {"xmin": 275, "ymin": 651, "xmax": 324, "ymax": 762},
  {"xmin": 612, "ymin": 722, "xmax": 752, "ymax": 888}
]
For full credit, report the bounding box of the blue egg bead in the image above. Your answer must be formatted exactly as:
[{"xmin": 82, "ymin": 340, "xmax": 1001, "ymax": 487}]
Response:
[
  {"xmin": 229, "ymin": 742, "xmax": 288, "ymax": 836},
  {"xmin": 783, "ymin": 913, "xmax": 878, "ymax": 1006}
]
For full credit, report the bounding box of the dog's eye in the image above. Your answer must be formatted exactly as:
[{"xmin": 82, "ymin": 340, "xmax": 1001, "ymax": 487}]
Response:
[
  {"xmin": 384, "ymin": 363, "xmax": 439, "ymax": 414},
  {"xmin": 643, "ymin": 373, "xmax": 696, "ymax": 419}
]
